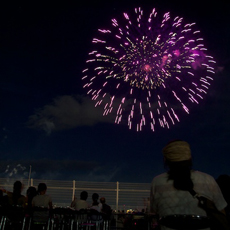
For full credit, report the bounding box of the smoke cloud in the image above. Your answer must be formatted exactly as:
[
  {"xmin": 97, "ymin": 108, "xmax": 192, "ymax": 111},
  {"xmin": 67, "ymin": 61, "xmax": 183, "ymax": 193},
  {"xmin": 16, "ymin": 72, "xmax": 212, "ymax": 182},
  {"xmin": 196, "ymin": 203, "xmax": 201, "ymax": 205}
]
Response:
[{"xmin": 27, "ymin": 95, "xmax": 114, "ymax": 134}]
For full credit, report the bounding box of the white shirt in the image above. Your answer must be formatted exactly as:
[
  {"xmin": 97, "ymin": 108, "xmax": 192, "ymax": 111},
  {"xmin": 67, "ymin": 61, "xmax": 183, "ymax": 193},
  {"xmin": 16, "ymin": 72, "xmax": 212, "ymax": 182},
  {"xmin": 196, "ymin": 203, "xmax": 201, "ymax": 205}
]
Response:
[
  {"xmin": 32, "ymin": 194, "xmax": 52, "ymax": 207},
  {"xmin": 90, "ymin": 203, "xmax": 102, "ymax": 212},
  {"xmin": 32, "ymin": 194, "xmax": 52, "ymax": 222},
  {"xmin": 150, "ymin": 170, "xmax": 227, "ymax": 230},
  {"xmin": 73, "ymin": 199, "xmax": 89, "ymax": 210}
]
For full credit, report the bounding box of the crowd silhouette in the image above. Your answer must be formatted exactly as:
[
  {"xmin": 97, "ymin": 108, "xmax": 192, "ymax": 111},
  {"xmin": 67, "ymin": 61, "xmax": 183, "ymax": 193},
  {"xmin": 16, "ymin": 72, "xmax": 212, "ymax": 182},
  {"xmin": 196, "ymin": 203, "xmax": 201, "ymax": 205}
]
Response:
[
  {"xmin": 0, "ymin": 181, "xmax": 115, "ymax": 230},
  {"xmin": 1, "ymin": 141, "xmax": 230, "ymax": 230}
]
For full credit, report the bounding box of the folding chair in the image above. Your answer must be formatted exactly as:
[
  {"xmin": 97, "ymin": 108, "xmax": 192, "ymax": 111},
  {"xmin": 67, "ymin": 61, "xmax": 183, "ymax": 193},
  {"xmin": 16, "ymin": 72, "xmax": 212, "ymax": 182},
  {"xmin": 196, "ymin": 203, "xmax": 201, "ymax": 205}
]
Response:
[
  {"xmin": 0, "ymin": 205, "xmax": 27, "ymax": 230},
  {"xmin": 27, "ymin": 206, "xmax": 52, "ymax": 230}
]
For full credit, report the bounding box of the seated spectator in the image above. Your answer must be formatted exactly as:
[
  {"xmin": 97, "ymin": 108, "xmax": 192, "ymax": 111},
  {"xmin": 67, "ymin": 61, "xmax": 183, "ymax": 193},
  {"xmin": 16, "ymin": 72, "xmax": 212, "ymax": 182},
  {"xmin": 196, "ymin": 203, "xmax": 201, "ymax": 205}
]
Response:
[
  {"xmin": 32, "ymin": 183, "xmax": 52, "ymax": 209},
  {"xmin": 90, "ymin": 193, "xmax": 102, "ymax": 212},
  {"xmin": 32, "ymin": 183, "xmax": 52, "ymax": 222},
  {"xmin": 1, "ymin": 181, "xmax": 26, "ymax": 207},
  {"xmin": 90, "ymin": 193, "xmax": 103, "ymax": 223},
  {"xmin": 25, "ymin": 186, "xmax": 37, "ymax": 216},
  {"xmin": 0, "ymin": 181, "xmax": 26, "ymax": 229},
  {"xmin": 71, "ymin": 191, "xmax": 89, "ymax": 210},
  {"xmin": 150, "ymin": 140, "xmax": 227, "ymax": 230},
  {"xmin": 71, "ymin": 191, "xmax": 89, "ymax": 224},
  {"xmin": 100, "ymin": 197, "xmax": 112, "ymax": 216}
]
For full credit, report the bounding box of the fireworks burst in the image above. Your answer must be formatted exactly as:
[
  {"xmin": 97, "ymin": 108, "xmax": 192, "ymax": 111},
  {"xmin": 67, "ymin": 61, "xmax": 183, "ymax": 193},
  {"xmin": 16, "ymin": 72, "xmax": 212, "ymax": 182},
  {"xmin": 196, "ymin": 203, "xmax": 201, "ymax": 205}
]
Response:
[{"xmin": 82, "ymin": 7, "xmax": 216, "ymax": 131}]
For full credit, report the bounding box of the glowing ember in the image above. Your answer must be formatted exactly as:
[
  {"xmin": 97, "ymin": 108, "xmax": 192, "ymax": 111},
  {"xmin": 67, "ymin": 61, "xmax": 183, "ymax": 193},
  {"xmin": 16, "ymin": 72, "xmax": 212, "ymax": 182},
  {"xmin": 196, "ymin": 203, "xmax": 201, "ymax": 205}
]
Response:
[{"xmin": 143, "ymin": 64, "xmax": 152, "ymax": 72}]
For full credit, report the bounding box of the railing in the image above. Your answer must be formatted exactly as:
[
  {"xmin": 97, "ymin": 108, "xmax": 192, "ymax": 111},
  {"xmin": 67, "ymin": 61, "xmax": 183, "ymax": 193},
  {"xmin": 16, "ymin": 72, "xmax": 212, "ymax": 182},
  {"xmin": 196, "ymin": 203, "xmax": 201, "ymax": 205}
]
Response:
[{"xmin": 0, "ymin": 178, "xmax": 150, "ymax": 212}]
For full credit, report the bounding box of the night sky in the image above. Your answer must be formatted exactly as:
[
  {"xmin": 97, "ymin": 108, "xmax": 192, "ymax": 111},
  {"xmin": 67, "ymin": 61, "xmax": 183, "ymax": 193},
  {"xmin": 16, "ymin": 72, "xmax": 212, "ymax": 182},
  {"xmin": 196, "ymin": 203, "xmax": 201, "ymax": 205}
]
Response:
[{"xmin": 0, "ymin": 1, "xmax": 230, "ymax": 183}]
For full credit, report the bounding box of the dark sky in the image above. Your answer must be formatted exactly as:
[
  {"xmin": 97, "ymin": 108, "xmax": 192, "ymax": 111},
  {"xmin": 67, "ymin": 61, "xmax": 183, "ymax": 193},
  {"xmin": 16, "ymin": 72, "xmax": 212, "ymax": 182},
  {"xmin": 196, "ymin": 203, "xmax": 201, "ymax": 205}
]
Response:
[{"xmin": 0, "ymin": 1, "xmax": 230, "ymax": 183}]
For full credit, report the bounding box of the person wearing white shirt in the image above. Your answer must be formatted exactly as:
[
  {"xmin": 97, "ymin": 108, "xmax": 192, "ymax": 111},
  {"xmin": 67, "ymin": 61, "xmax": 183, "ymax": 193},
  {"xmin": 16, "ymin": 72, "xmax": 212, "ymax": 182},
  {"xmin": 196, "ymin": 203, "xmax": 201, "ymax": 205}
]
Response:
[{"xmin": 150, "ymin": 140, "xmax": 227, "ymax": 230}]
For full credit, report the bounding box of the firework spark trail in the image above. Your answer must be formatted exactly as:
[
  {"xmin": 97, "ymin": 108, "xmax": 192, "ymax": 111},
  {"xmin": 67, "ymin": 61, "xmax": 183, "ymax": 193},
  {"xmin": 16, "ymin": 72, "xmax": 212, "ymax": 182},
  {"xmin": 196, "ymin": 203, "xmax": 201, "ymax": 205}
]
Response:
[{"xmin": 82, "ymin": 7, "xmax": 216, "ymax": 131}]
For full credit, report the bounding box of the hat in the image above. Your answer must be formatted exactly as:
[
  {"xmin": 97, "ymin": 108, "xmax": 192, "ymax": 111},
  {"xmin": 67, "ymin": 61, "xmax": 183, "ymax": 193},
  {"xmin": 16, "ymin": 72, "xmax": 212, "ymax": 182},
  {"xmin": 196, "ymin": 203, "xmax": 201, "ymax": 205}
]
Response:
[{"xmin": 162, "ymin": 140, "xmax": 191, "ymax": 162}]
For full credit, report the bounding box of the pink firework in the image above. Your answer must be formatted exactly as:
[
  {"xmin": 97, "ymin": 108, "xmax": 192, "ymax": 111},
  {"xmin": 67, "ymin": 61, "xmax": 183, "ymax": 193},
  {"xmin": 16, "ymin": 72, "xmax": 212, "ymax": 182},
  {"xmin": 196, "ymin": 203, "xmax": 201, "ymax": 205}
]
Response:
[{"xmin": 82, "ymin": 7, "xmax": 216, "ymax": 131}]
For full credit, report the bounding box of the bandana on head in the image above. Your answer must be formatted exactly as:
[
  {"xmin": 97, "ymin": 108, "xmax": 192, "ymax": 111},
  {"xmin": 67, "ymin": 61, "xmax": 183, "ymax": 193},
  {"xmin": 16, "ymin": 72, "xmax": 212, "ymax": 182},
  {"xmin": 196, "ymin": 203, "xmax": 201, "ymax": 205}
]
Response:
[{"xmin": 162, "ymin": 141, "xmax": 191, "ymax": 162}]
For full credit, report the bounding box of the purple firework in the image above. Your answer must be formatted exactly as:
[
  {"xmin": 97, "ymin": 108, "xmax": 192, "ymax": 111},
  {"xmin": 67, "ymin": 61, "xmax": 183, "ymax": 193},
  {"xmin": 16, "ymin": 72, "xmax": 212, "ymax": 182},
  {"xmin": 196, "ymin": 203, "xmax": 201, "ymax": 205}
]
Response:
[{"xmin": 82, "ymin": 7, "xmax": 216, "ymax": 131}]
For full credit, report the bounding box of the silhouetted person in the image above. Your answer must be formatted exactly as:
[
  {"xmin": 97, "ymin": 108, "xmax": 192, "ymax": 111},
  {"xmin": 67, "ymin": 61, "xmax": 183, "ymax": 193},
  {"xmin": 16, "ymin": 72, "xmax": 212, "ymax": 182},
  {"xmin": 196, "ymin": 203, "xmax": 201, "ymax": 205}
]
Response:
[
  {"xmin": 71, "ymin": 191, "xmax": 89, "ymax": 210},
  {"xmin": 100, "ymin": 197, "xmax": 112, "ymax": 216},
  {"xmin": 90, "ymin": 193, "xmax": 102, "ymax": 212},
  {"xmin": 1, "ymin": 181, "xmax": 26, "ymax": 207},
  {"xmin": 26, "ymin": 186, "xmax": 37, "ymax": 216},
  {"xmin": 32, "ymin": 183, "xmax": 52, "ymax": 209},
  {"xmin": 90, "ymin": 193, "xmax": 103, "ymax": 224},
  {"xmin": 32, "ymin": 183, "xmax": 52, "ymax": 222},
  {"xmin": 100, "ymin": 197, "xmax": 112, "ymax": 221},
  {"xmin": 150, "ymin": 140, "xmax": 227, "ymax": 230}
]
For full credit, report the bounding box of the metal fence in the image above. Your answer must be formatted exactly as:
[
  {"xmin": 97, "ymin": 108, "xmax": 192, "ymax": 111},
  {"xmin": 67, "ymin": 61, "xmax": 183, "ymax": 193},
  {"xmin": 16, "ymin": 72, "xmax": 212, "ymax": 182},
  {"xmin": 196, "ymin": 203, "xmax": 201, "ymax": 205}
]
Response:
[{"xmin": 0, "ymin": 178, "xmax": 151, "ymax": 212}]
